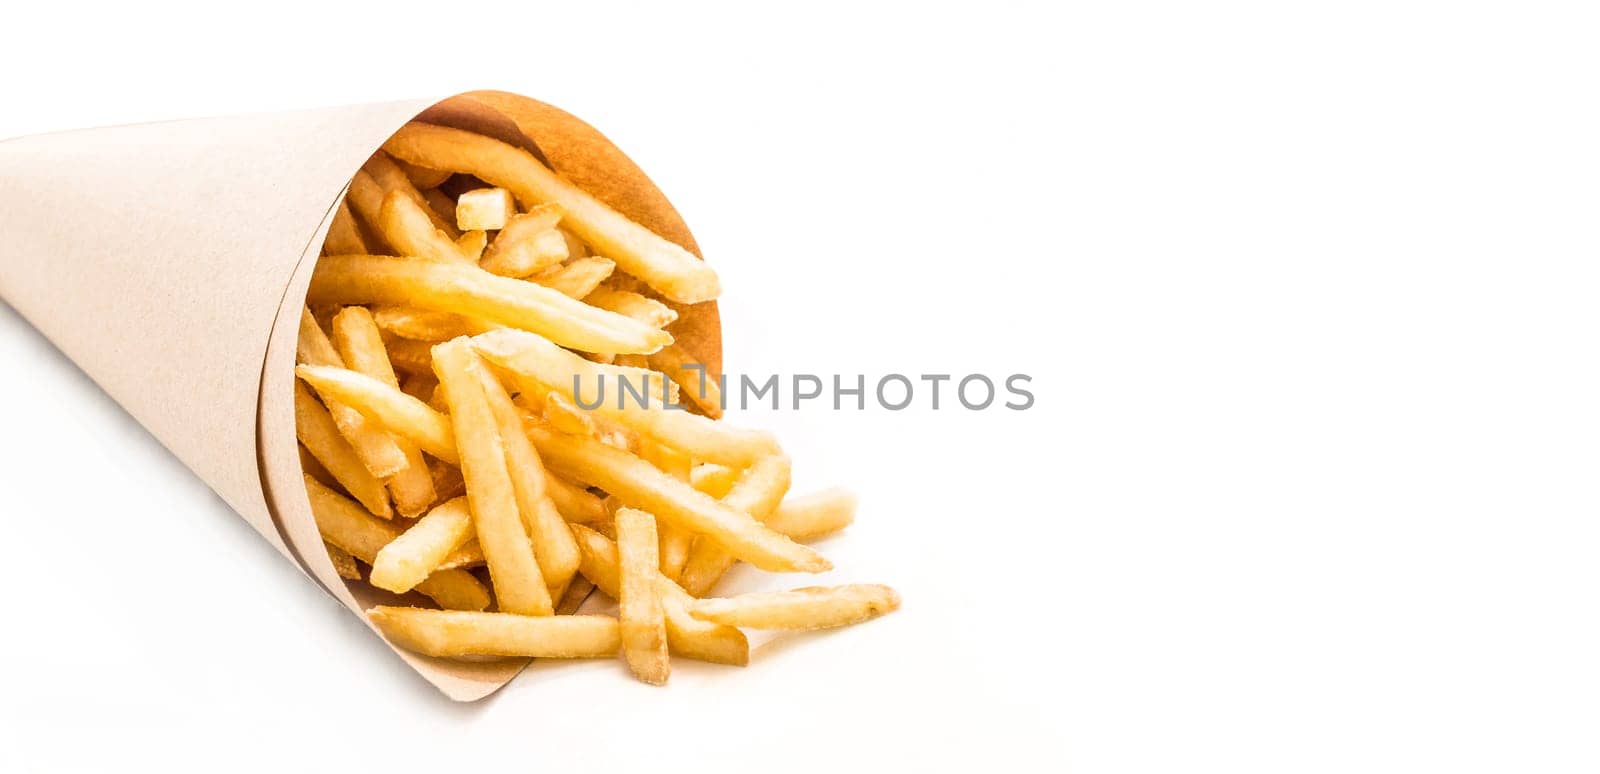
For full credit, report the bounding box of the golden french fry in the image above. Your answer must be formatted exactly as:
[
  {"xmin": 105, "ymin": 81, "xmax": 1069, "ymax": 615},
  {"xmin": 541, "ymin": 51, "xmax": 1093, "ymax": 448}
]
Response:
[
  {"xmin": 299, "ymin": 443, "xmax": 337, "ymax": 490},
  {"xmin": 303, "ymin": 475, "xmax": 488, "ymax": 610},
  {"xmin": 324, "ymin": 199, "xmax": 370, "ymax": 257},
  {"xmin": 456, "ymin": 230, "xmax": 488, "ymax": 262},
  {"xmin": 377, "ymin": 190, "xmax": 473, "ymax": 263},
  {"xmin": 583, "ymin": 286, "xmax": 678, "ymax": 329},
  {"xmin": 298, "ymin": 309, "xmax": 408, "ymax": 478},
  {"xmin": 369, "ymin": 607, "xmax": 619, "ymax": 659},
  {"xmin": 308, "ymin": 255, "xmax": 670, "ymax": 355},
  {"xmin": 679, "ymin": 455, "xmax": 793, "ymax": 596},
  {"xmin": 531, "ymin": 256, "xmax": 614, "ymax": 299},
  {"xmin": 396, "ymin": 157, "xmax": 452, "ymax": 190},
  {"xmin": 690, "ymin": 463, "xmax": 743, "ymax": 499},
  {"xmin": 294, "ymin": 382, "xmax": 392, "ymax": 518},
  {"xmin": 370, "ymin": 306, "xmax": 476, "ymax": 342},
  {"xmin": 456, "ymin": 187, "xmax": 516, "ymax": 231},
  {"xmin": 639, "ymin": 441, "xmax": 693, "ymax": 580},
  {"xmin": 768, "ymin": 488, "xmax": 857, "ymax": 541},
  {"xmin": 687, "ymin": 585, "xmax": 900, "ymax": 630},
  {"xmin": 524, "ymin": 422, "xmax": 826, "ymax": 573},
  {"xmin": 560, "ymin": 227, "xmax": 589, "ymax": 259},
  {"xmin": 471, "ymin": 345, "xmax": 581, "ymax": 592},
  {"xmin": 434, "ymin": 339, "xmax": 552, "ymax": 616},
  {"xmin": 479, "ymin": 204, "xmax": 566, "ymax": 277},
  {"xmin": 546, "ymin": 474, "xmax": 608, "ymax": 524},
  {"xmin": 383, "ymin": 122, "xmax": 720, "ymax": 304},
  {"xmin": 556, "ymin": 575, "xmax": 596, "ymax": 615},
  {"xmin": 398, "ymin": 371, "xmax": 438, "ymax": 403},
  {"xmin": 616, "ymin": 508, "xmax": 670, "ymax": 684},
  {"xmin": 648, "ymin": 342, "xmax": 723, "ymax": 419},
  {"xmin": 429, "ymin": 458, "xmax": 466, "ymax": 503},
  {"xmin": 364, "ymin": 151, "xmax": 458, "ymax": 238},
  {"xmin": 540, "ymin": 388, "xmax": 597, "ymax": 436},
  {"xmin": 472, "ymin": 329, "xmax": 776, "ymax": 467},
  {"xmin": 332, "ymin": 307, "xmax": 436, "ymax": 517},
  {"xmin": 296, "ymin": 364, "xmax": 458, "ymax": 463},
  {"xmin": 369, "ymin": 496, "xmax": 474, "ymax": 593},
  {"xmin": 326, "ymin": 542, "xmax": 362, "ymax": 580},
  {"xmin": 422, "ymin": 187, "xmax": 457, "ymax": 226},
  {"xmin": 570, "ymin": 524, "xmax": 748, "ymax": 666},
  {"xmin": 381, "ymin": 335, "xmax": 435, "ymax": 374}
]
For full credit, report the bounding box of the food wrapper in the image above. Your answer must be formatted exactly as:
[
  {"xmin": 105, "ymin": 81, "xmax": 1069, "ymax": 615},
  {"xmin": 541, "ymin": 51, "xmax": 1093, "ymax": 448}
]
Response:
[{"xmin": 0, "ymin": 90, "xmax": 721, "ymax": 700}]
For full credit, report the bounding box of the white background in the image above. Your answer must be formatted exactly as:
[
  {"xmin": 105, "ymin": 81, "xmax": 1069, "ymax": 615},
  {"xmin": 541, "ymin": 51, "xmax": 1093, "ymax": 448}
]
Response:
[{"xmin": 1, "ymin": 2, "xmax": 1597, "ymax": 772}]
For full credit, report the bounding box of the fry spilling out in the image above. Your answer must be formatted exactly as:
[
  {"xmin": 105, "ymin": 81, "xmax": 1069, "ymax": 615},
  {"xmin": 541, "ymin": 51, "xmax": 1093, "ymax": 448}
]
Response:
[{"xmin": 0, "ymin": 90, "xmax": 897, "ymax": 701}]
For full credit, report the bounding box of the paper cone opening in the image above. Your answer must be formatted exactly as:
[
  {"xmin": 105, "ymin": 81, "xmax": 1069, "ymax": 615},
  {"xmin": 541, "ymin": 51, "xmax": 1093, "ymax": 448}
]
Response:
[{"xmin": 0, "ymin": 90, "xmax": 720, "ymax": 701}]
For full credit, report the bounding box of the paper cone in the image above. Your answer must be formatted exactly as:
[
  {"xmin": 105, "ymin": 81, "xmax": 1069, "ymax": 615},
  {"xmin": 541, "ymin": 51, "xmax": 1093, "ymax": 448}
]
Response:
[{"xmin": 0, "ymin": 90, "xmax": 721, "ymax": 701}]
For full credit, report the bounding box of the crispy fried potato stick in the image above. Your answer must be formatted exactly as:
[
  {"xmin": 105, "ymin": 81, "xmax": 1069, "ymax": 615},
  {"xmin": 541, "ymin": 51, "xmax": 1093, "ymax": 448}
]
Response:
[
  {"xmin": 364, "ymin": 151, "xmax": 458, "ymax": 237},
  {"xmin": 430, "ymin": 457, "xmax": 466, "ymax": 502},
  {"xmin": 472, "ymin": 329, "xmax": 774, "ymax": 466},
  {"xmin": 297, "ymin": 309, "xmax": 408, "ymax": 478},
  {"xmin": 382, "ymin": 335, "xmax": 435, "ymax": 374},
  {"xmin": 480, "ymin": 205, "xmax": 566, "ymax": 277},
  {"xmin": 377, "ymin": 190, "xmax": 473, "ymax": 263},
  {"xmin": 570, "ymin": 524, "xmax": 748, "ymax": 666},
  {"xmin": 583, "ymin": 287, "xmax": 678, "ymax": 330},
  {"xmin": 299, "ymin": 443, "xmax": 337, "ymax": 489},
  {"xmin": 687, "ymin": 585, "xmax": 901, "ymax": 630},
  {"xmin": 639, "ymin": 441, "xmax": 694, "ymax": 580},
  {"xmin": 294, "ymin": 382, "xmax": 392, "ymax": 518},
  {"xmin": 648, "ymin": 342, "xmax": 723, "ymax": 419},
  {"xmin": 324, "ymin": 199, "xmax": 370, "ymax": 257},
  {"xmin": 690, "ymin": 463, "xmax": 742, "ymax": 499},
  {"xmin": 370, "ymin": 306, "xmax": 477, "ymax": 342},
  {"xmin": 767, "ymin": 488, "xmax": 858, "ymax": 541},
  {"xmin": 296, "ymin": 364, "xmax": 457, "ymax": 463},
  {"xmin": 368, "ymin": 607, "xmax": 619, "ymax": 659},
  {"xmin": 332, "ymin": 307, "xmax": 436, "ymax": 516},
  {"xmin": 326, "ymin": 543, "xmax": 362, "ymax": 580},
  {"xmin": 434, "ymin": 340, "xmax": 552, "ymax": 616},
  {"xmin": 616, "ymin": 508, "xmax": 670, "ymax": 684},
  {"xmin": 539, "ymin": 389, "xmax": 597, "ymax": 436},
  {"xmin": 303, "ymin": 476, "xmax": 488, "ymax": 610},
  {"xmin": 679, "ymin": 455, "xmax": 793, "ymax": 596},
  {"xmin": 532, "ymin": 256, "xmax": 615, "ymax": 299},
  {"xmin": 422, "ymin": 188, "xmax": 458, "ymax": 226},
  {"xmin": 524, "ymin": 422, "xmax": 826, "ymax": 573},
  {"xmin": 456, "ymin": 187, "xmax": 516, "ymax": 231},
  {"xmin": 369, "ymin": 496, "xmax": 474, "ymax": 593},
  {"xmin": 471, "ymin": 347, "xmax": 581, "ymax": 592},
  {"xmin": 397, "ymin": 158, "xmax": 452, "ymax": 190},
  {"xmin": 556, "ymin": 575, "xmax": 596, "ymax": 615},
  {"xmin": 383, "ymin": 122, "xmax": 720, "ymax": 304},
  {"xmin": 456, "ymin": 230, "xmax": 488, "ymax": 262},
  {"xmin": 309, "ymin": 255, "xmax": 670, "ymax": 355}
]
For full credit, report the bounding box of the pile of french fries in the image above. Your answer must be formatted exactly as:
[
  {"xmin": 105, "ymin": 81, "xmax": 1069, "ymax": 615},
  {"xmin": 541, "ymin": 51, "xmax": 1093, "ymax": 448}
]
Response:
[{"xmin": 295, "ymin": 121, "xmax": 898, "ymax": 684}]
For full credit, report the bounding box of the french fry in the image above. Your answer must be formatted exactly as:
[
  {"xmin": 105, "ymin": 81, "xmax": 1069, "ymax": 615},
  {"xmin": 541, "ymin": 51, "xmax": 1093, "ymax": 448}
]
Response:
[
  {"xmin": 429, "ymin": 458, "xmax": 466, "ymax": 503},
  {"xmin": 371, "ymin": 306, "xmax": 477, "ymax": 342},
  {"xmin": 383, "ymin": 122, "xmax": 720, "ymax": 304},
  {"xmin": 455, "ymin": 187, "xmax": 516, "ymax": 231},
  {"xmin": 298, "ymin": 443, "xmax": 337, "ymax": 490},
  {"xmin": 540, "ymin": 388, "xmax": 597, "ymax": 436},
  {"xmin": 303, "ymin": 475, "xmax": 488, "ymax": 611},
  {"xmin": 690, "ymin": 463, "xmax": 742, "ymax": 499},
  {"xmin": 398, "ymin": 371, "xmax": 438, "ymax": 403},
  {"xmin": 369, "ymin": 496, "xmax": 474, "ymax": 594},
  {"xmin": 294, "ymin": 381, "xmax": 392, "ymax": 518},
  {"xmin": 686, "ymin": 585, "xmax": 901, "ymax": 630},
  {"xmin": 364, "ymin": 151, "xmax": 458, "ymax": 238},
  {"xmin": 381, "ymin": 335, "xmax": 435, "ymax": 374},
  {"xmin": 571, "ymin": 524, "xmax": 748, "ymax": 666},
  {"xmin": 479, "ymin": 204, "xmax": 567, "ymax": 277},
  {"xmin": 767, "ymin": 488, "xmax": 858, "ymax": 541},
  {"xmin": 326, "ymin": 543, "xmax": 362, "ymax": 580},
  {"xmin": 368, "ymin": 607, "xmax": 619, "ymax": 659},
  {"xmin": 471, "ymin": 345, "xmax": 581, "ymax": 592},
  {"xmin": 324, "ymin": 199, "xmax": 370, "ymax": 257},
  {"xmin": 524, "ymin": 422, "xmax": 827, "ymax": 573},
  {"xmin": 308, "ymin": 255, "xmax": 671, "ymax": 355},
  {"xmin": 639, "ymin": 441, "xmax": 694, "ymax": 580},
  {"xmin": 532, "ymin": 256, "xmax": 615, "ymax": 299},
  {"xmin": 377, "ymin": 189, "xmax": 473, "ymax": 263},
  {"xmin": 560, "ymin": 227, "xmax": 589, "ymax": 259},
  {"xmin": 296, "ymin": 364, "xmax": 457, "ymax": 463},
  {"xmin": 332, "ymin": 306, "xmax": 436, "ymax": 517},
  {"xmin": 472, "ymin": 328, "xmax": 777, "ymax": 466},
  {"xmin": 297, "ymin": 309, "xmax": 408, "ymax": 478},
  {"xmin": 396, "ymin": 158, "xmax": 452, "ymax": 190},
  {"xmin": 616, "ymin": 508, "xmax": 669, "ymax": 684},
  {"xmin": 678, "ymin": 455, "xmax": 793, "ymax": 596},
  {"xmin": 456, "ymin": 230, "xmax": 488, "ymax": 262},
  {"xmin": 583, "ymin": 286, "xmax": 678, "ymax": 329},
  {"xmin": 433, "ymin": 339, "xmax": 552, "ymax": 616},
  {"xmin": 649, "ymin": 342, "xmax": 723, "ymax": 419},
  {"xmin": 546, "ymin": 474, "xmax": 608, "ymax": 524}
]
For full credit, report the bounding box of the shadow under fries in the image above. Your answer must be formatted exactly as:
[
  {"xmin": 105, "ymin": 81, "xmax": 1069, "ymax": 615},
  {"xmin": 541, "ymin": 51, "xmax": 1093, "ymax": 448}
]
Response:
[{"xmin": 0, "ymin": 298, "xmax": 495, "ymax": 716}]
